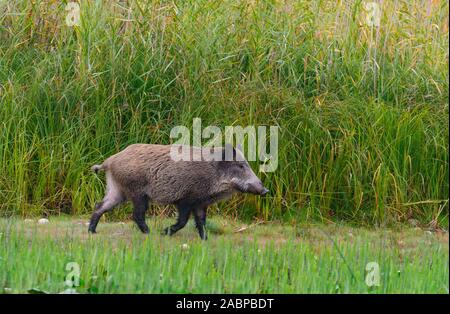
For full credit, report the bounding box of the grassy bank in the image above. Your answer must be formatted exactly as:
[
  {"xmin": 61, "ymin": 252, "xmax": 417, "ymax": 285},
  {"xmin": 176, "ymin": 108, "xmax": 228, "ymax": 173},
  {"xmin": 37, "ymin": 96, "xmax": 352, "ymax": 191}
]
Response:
[
  {"xmin": 0, "ymin": 1, "xmax": 448, "ymax": 226},
  {"xmin": 0, "ymin": 217, "xmax": 448, "ymax": 293}
]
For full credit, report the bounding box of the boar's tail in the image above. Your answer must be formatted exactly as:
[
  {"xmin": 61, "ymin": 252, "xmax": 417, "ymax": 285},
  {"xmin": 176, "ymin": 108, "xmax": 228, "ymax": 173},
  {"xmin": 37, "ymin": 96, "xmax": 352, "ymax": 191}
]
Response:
[{"xmin": 91, "ymin": 164, "xmax": 105, "ymax": 174}]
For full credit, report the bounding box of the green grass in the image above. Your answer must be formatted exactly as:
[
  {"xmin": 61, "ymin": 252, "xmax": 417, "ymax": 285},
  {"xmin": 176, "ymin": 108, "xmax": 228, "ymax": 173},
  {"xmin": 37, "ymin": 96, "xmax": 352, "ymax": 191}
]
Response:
[
  {"xmin": 0, "ymin": 217, "xmax": 448, "ymax": 293},
  {"xmin": 0, "ymin": 0, "xmax": 448, "ymax": 227}
]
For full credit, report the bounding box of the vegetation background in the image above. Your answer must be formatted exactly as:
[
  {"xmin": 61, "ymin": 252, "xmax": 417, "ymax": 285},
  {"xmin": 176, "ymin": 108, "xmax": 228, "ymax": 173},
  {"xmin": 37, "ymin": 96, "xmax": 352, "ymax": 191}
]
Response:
[{"xmin": 0, "ymin": 0, "xmax": 448, "ymax": 227}]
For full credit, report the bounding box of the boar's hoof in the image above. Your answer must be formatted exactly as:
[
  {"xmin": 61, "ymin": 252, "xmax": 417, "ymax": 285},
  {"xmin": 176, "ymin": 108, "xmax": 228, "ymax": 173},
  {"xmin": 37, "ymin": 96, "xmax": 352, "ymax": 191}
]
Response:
[
  {"xmin": 134, "ymin": 223, "xmax": 149, "ymax": 234},
  {"xmin": 162, "ymin": 227, "xmax": 173, "ymax": 236}
]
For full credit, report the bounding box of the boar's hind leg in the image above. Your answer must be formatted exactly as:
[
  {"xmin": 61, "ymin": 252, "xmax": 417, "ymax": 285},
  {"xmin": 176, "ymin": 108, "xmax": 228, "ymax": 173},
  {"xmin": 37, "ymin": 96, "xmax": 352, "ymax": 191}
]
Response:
[
  {"xmin": 88, "ymin": 193, "xmax": 124, "ymax": 233},
  {"xmin": 193, "ymin": 206, "xmax": 208, "ymax": 240},
  {"xmin": 163, "ymin": 204, "xmax": 191, "ymax": 236},
  {"xmin": 132, "ymin": 195, "xmax": 150, "ymax": 234},
  {"xmin": 89, "ymin": 172, "xmax": 124, "ymax": 233}
]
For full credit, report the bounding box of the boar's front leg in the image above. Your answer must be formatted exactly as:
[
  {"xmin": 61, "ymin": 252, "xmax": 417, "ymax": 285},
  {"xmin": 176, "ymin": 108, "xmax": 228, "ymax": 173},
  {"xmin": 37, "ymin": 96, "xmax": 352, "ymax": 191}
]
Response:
[
  {"xmin": 162, "ymin": 204, "xmax": 191, "ymax": 236},
  {"xmin": 131, "ymin": 195, "xmax": 149, "ymax": 234},
  {"xmin": 193, "ymin": 206, "xmax": 208, "ymax": 240}
]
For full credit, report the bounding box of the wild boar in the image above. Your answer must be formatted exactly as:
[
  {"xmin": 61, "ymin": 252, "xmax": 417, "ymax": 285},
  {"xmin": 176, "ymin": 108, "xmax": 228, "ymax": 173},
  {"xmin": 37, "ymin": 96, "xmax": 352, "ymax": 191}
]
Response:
[{"xmin": 89, "ymin": 143, "xmax": 268, "ymax": 240}]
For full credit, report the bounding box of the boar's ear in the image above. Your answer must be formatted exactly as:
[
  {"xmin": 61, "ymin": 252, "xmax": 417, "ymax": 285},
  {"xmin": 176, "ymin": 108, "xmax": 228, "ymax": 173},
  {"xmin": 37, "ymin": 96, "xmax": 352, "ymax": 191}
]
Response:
[{"xmin": 222, "ymin": 143, "xmax": 236, "ymax": 161}]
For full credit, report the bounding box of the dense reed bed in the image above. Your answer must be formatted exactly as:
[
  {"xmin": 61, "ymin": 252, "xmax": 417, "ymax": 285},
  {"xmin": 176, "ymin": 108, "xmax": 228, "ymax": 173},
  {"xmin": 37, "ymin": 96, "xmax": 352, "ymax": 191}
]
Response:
[
  {"xmin": 0, "ymin": 1, "xmax": 448, "ymax": 226},
  {"xmin": 1, "ymin": 218, "xmax": 448, "ymax": 293}
]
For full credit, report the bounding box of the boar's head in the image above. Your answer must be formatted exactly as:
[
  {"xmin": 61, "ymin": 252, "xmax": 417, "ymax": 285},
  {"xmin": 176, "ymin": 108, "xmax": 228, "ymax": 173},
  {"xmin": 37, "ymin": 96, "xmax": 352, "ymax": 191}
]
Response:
[{"xmin": 217, "ymin": 144, "xmax": 269, "ymax": 196}]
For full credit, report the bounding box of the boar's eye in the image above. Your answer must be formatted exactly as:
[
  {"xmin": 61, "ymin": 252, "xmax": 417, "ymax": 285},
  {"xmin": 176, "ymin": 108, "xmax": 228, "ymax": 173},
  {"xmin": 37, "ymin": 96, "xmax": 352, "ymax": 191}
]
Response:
[{"xmin": 238, "ymin": 163, "xmax": 245, "ymax": 169}]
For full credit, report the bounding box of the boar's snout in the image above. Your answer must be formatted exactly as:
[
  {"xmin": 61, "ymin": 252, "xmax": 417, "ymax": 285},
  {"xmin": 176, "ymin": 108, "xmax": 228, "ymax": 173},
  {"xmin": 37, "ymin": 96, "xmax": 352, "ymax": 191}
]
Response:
[
  {"xmin": 246, "ymin": 180, "xmax": 269, "ymax": 196},
  {"xmin": 227, "ymin": 159, "xmax": 269, "ymax": 197}
]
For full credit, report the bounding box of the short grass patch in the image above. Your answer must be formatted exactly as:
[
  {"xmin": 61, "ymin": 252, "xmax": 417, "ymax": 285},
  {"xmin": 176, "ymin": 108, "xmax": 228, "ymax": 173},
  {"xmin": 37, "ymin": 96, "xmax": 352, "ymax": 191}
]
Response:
[{"xmin": 0, "ymin": 217, "xmax": 448, "ymax": 293}]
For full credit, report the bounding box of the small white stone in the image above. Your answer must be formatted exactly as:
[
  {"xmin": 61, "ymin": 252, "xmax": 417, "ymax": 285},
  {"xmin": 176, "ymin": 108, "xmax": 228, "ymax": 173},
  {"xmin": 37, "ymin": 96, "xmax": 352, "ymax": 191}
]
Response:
[
  {"xmin": 24, "ymin": 219, "xmax": 34, "ymax": 223},
  {"xmin": 181, "ymin": 243, "xmax": 189, "ymax": 250},
  {"xmin": 3, "ymin": 287, "xmax": 12, "ymax": 293},
  {"xmin": 38, "ymin": 218, "xmax": 49, "ymax": 224}
]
